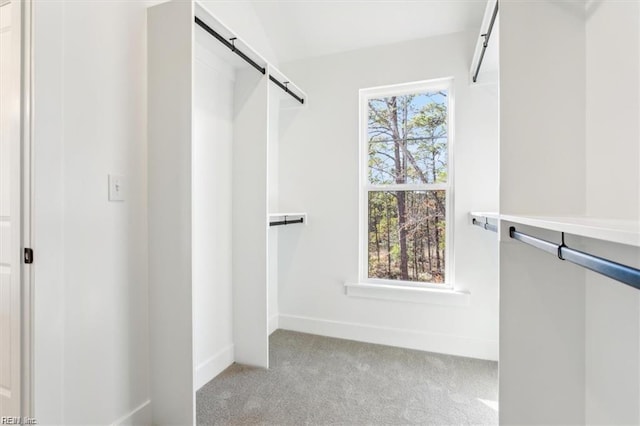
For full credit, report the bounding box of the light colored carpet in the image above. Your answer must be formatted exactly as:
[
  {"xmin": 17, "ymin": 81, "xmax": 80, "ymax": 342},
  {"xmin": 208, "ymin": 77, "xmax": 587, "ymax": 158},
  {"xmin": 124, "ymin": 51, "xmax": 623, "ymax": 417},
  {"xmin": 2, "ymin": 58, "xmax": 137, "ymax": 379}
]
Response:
[{"xmin": 197, "ymin": 330, "xmax": 498, "ymax": 425}]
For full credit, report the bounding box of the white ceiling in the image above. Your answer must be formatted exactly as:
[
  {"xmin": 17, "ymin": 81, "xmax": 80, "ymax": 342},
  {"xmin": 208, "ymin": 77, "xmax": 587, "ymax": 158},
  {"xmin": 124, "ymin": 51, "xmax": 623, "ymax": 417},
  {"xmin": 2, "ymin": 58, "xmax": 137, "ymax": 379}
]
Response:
[{"xmin": 250, "ymin": 0, "xmax": 488, "ymax": 63}]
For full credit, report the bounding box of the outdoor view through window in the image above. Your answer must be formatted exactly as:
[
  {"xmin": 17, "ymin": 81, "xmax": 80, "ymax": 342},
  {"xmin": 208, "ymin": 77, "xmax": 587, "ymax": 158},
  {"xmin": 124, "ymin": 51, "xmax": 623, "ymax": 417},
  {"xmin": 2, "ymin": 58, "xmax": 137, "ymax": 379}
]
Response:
[{"xmin": 366, "ymin": 85, "xmax": 449, "ymax": 285}]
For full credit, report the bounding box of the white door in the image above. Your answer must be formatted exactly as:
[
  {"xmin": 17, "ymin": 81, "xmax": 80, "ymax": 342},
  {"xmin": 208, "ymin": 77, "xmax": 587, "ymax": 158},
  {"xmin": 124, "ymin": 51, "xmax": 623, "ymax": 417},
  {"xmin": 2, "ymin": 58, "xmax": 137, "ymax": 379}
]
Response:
[{"xmin": 0, "ymin": 0, "xmax": 22, "ymax": 416}]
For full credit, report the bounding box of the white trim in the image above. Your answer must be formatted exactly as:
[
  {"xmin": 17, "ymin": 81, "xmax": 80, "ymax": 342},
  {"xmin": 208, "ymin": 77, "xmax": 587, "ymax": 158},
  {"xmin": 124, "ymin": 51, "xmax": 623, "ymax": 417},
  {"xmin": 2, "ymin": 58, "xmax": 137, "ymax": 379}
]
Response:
[
  {"xmin": 344, "ymin": 282, "xmax": 470, "ymax": 306},
  {"xmin": 366, "ymin": 183, "xmax": 447, "ymax": 192},
  {"xmin": 447, "ymin": 81, "xmax": 456, "ymax": 285},
  {"xmin": 194, "ymin": 344, "xmax": 234, "ymax": 391},
  {"xmin": 500, "ymin": 214, "xmax": 640, "ymax": 248},
  {"xmin": 268, "ymin": 314, "xmax": 279, "ymax": 335},
  {"xmin": 363, "ymin": 277, "xmax": 454, "ymax": 291},
  {"xmin": 470, "ymin": 211, "xmax": 499, "ymax": 220},
  {"xmin": 278, "ymin": 313, "xmax": 497, "ymax": 361},
  {"xmin": 358, "ymin": 78, "xmax": 455, "ymax": 287},
  {"xmin": 110, "ymin": 400, "xmax": 151, "ymax": 426},
  {"xmin": 360, "ymin": 77, "xmax": 452, "ymax": 98},
  {"xmin": 21, "ymin": 0, "xmax": 34, "ymax": 417},
  {"xmin": 268, "ymin": 212, "xmax": 306, "ymax": 218}
]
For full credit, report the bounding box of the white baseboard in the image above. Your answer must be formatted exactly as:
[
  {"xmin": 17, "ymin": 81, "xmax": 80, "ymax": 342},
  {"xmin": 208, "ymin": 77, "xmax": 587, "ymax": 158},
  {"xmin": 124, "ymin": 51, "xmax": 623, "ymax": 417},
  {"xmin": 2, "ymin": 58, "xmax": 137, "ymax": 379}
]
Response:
[
  {"xmin": 110, "ymin": 399, "xmax": 151, "ymax": 426},
  {"xmin": 195, "ymin": 344, "xmax": 234, "ymax": 391},
  {"xmin": 278, "ymin": 314, "xmax": 498, "ymax": 361},
  {"xmin": 268, "ymin": 314, "xmax": 279, "ymax": 335}
]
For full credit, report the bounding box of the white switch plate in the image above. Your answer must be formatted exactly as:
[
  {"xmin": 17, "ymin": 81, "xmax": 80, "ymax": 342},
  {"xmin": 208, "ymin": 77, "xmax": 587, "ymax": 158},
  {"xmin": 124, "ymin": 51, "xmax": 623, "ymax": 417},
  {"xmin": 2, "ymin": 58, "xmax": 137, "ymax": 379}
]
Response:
[{"xmin": 108, "ymin": 174, "xmax": 125, "ymax": 202}]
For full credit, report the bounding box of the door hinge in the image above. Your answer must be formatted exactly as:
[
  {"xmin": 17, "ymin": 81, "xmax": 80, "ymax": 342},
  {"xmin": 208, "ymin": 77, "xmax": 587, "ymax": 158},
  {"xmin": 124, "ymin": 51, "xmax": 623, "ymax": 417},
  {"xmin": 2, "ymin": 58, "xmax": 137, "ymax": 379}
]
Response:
[{"xmin": 24, "ymin": 248, "xmax": 34, "ymax": 264}]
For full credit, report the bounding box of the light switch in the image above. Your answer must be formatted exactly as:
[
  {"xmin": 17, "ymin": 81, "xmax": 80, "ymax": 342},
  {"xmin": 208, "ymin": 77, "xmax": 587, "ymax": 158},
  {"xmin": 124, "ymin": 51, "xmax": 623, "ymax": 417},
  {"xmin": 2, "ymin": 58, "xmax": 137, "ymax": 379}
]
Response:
[{"xmin": 108, "ymin": 174, "xmax": 125, "ymax": 202}]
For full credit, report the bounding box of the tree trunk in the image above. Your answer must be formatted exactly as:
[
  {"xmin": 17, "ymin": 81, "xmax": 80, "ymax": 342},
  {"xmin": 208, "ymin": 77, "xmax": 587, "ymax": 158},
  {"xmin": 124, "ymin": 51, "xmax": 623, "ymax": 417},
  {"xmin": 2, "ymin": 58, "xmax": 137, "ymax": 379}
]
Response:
[
  {"xmin": 434, "ymin": 225, "xmax": 441, "ymax": 274},
  {"xmin": 426, "ymin": 206, "xmax": 433, "ymax": 273},
  {"xmin": 374, "ymin": 205, "xmax": 381, "ymax": 265},
  {"xmin": 413, "ymin": 238, "xmax": 418, "ymax": 281},
  {"xmin": 396, "ymin": 192, "xmax": 409, "ymax": 280},
  {"xmin": 434, "ymin": 193, "xmax": 441, "ymax": 275},
  {"xmin": 386, "ymin": 200, "xmax": 392, "ymax": 276},
  {"xmin": 388, "ymin": 97, "xmax": 409, "ymax": 280},
  {"xmin": 420, "ymin": 236, "xmax": 426, "ymax": 274}
]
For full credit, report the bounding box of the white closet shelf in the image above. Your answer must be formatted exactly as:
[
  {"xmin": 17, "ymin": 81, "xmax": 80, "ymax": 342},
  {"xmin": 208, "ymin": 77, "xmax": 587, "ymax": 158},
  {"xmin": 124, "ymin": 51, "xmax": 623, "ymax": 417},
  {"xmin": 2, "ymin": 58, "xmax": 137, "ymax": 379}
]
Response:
[
  {"xmin": 469, "ymin": 211, "xmax": 499, "ymax": 220},
  {"xmin": 195, "ymin": 3, "xmax": 268, "ymax": 73},
  {"xmin": 471, "ymin": 211, "xmax": 640, "ymax": 248},
  {"xmin": 269, "ymin": 212, "xmax": 307, "ymax": 227},
  {"xmin": 268, "ymin": 212, "xmax": 307, "ymax": 218},
  {"xmin": 269, "ymin": 65, "xmax": 307, "ymax": 108},
  {"xmin": 469, "ymin": 0, "xmax": 499, "ymax": 84},
  {"xmin": 194, "ymin": 2, "xmax": 307, "ymax": 107},
  {"xmin": 469, "ymin": 212, "xmax": 499, "ymax": 234},
  {"xmin": 500, "ymin": 215, "xmax": 640, "ymax": 248}
]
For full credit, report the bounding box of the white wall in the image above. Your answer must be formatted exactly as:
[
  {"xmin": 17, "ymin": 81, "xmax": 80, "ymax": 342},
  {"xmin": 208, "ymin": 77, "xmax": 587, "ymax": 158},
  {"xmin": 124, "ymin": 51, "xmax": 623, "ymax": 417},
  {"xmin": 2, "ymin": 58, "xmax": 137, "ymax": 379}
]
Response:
[
  {"xmin": 499, "ymin": 1, "xmax": 640, "ymax": 423},
  {"xmin": 231, "ymin": 69, "xmax": 270, "ymax": 368},
  {"xmin": 34, "ymin": 1, "xmax": 151, "ymax": 424},
  {"xmin": 32, "ymin": 1, "xmax": 65, "ymax": 421},
  {"xmin": 584, "ymin": 1, "xmax": 640, "ymax": 423},
  {"xmin": 277, "ymin": 32, "xmax": 500, "ymax": 361},
  {"xmin": 268, "ymin": 88, "xmax": 280, "ymax": 336},
  {"xmin": 584, "ymin": 239, "xmax": 640, "ymax": 425},
  {"xmin": 500, "ymin": 1, "xmax": 586, "ymax": 216},
  {"xmin": 586, "ymin": 0, "xmax": 639, "ymax": 221},
  {"xmin": 32, "ymin": 0, "xmax": 279, "ymax": 423},
  {"xmin": 193, "ymin": 33, "xmax": 235, "ymax": 391},
  {"xmin": 198, "ymin": 0, "xmax": 278, "ymax": 66},
  {"xmin": 148, "ymin": 1, "xmax": 194, "ymax": 423},
  {"xmin": 499, "ymin": 1, "xmax": 588, "ymax": 423}
]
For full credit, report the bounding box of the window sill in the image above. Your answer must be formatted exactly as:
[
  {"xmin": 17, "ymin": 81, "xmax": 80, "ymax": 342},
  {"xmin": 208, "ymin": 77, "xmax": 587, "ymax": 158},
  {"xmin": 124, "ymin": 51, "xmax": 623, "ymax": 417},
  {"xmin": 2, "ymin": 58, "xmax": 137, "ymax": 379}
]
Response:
[{"xmin": 344, "ymin": 282, "xmax": 470, "ymax": 306}]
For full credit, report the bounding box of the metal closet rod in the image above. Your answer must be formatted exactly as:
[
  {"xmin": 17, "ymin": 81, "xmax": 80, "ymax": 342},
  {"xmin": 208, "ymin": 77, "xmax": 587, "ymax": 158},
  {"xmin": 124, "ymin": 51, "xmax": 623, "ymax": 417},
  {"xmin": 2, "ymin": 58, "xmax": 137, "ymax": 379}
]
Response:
[
  {"xmin": 269, "ymin": 75, "xmax": 305, "ymax": 105},
  {"xmin": 194, "ymin": 17, "xmax": 305, "ymax": 105},
  {"xmin": 194, "ymin": 16, "xmax": 266, "ymax": 74},
  {"xmin": 270, "ymin": 217, "xmax": 304, "ymax": 227},
  {"xmin": 472, "ymin": 0, "xmax": 499, "ymax": 83},
  {"xmin": 509, "ymin": 227, "xmax": 640, "ymax": 290},
  {"xmin": 472, "ymin": 217, "xmax": 497, "ymax": 233}
]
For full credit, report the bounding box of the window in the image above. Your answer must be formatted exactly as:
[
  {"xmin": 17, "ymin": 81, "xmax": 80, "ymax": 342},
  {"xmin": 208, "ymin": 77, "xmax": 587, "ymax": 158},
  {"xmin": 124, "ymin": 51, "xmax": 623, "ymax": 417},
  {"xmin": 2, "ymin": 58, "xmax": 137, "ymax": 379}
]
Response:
[{"xmin": 359, "ymin": 79, "xmax": 453, "ymax": 287}]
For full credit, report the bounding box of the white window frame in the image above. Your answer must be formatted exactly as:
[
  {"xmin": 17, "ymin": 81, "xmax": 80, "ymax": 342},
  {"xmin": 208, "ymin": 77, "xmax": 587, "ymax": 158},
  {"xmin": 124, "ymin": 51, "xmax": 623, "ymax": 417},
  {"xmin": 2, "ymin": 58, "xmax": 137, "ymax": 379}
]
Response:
[{"xmin": 358, "ymin": 78, "xmax": 455, "ymax": 289}]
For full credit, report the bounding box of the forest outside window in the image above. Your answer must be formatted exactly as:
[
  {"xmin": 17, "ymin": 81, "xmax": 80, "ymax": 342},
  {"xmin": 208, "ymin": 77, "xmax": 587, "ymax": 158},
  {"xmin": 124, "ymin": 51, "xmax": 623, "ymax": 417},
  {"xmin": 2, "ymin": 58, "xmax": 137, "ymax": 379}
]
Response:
[{"xmin": 360, "ymin": 79, "xmax": 452, "ymax": 288}]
